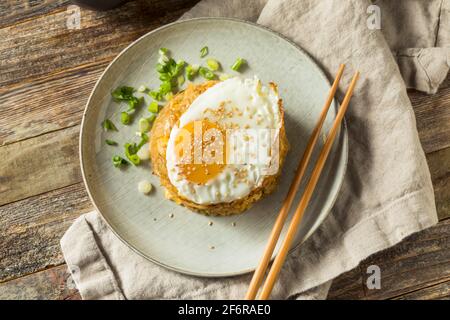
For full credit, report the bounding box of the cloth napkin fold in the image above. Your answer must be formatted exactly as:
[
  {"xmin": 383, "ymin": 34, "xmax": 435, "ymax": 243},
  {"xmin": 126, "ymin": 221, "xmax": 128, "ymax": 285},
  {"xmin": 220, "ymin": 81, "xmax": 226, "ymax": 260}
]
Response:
[{"xmin": 61, "ymin": 0, "xmax": 449, "ymax": 299}]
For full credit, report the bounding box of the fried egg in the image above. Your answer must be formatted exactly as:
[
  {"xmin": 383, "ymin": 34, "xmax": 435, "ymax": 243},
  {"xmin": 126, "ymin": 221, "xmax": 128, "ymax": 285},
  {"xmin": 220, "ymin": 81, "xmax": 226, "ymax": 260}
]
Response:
[{"xmin": 165, "ymin": 77, "xmax": 282, "ymax": 205}]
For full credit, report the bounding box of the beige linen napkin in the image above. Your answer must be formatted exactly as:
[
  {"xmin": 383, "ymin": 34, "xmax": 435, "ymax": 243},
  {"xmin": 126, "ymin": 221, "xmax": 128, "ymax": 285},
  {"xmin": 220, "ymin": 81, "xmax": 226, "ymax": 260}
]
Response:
[{"xmin": 61, "ymin": 0, "xmax": 449, "ymax": 299}]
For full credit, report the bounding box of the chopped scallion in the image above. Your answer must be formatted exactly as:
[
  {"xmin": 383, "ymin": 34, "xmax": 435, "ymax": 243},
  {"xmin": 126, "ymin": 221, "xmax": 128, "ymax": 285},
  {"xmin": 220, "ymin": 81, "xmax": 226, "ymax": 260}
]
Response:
[
  {"xmin": 164, "ymin": 92, "xmax": 174, "ymax": 101},
  {"xmin": 112, "ymin": 155, "xmax": 128, "ymax": 168},
  {"xmin": 199, "ymin": 67, "xmax": 216, "ymax": 80},
  {"xmin": 147, "ymin": 113, "xmax": 156, "ymax": 123},
  {"xmin": 148, "ymin": 101, "xmax": 159, "ymax": 113},
  {"xmin": 121, "ymin": 111, "xmax": 131, "ymax": 125},
  {"xmin": 200, "ymin": 46, "xmax": 209, "ymax": 58},
  {"xmin": 139, "ymin": 118, "xmax": 150, "ymax": 133},
  {"xmin": 206, "ymin": 59, "xmax": 220, "ymax": 71},
  {"xmin": 158, "ymin": 55, "xmax": 169, "ymax": 65},
  {"xmin": 105, "ymin": 139, "xmax": 118, "ymax": 146},
  {"xmin": 101, "ymin": 119, "xmax": 118, "ymax": 131},
  {"xmin": 124, "ymin": 143, "xmax": 140, "ymax": 165},
  {"xmin": 156, "ymin": 63, "xmax": 167, "ymax": 73},
  {"xmin": 231, "ymin": 58, "xmax": 246, "ymax": 71},
  {"xmin": 186, "ymin": 64, "xmax": 199, "ymax": 81},
  {"xmin": 159, "ymin": 47, "xmax": 169, "ymax": 55},
  {"xmin": 177, "ymin": 74, "xmax": 185, "ymax": 87},
  {"xmin": 149, "ymin": 91, "xmax": 162, "ymax": 101}
]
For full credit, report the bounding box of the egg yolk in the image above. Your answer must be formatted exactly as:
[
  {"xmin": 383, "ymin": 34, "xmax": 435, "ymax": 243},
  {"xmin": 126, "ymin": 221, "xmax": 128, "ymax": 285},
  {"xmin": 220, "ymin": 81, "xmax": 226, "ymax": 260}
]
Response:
[{"xmin": 174, "ymin": 120, "xmax": 226, "ymax": 185}]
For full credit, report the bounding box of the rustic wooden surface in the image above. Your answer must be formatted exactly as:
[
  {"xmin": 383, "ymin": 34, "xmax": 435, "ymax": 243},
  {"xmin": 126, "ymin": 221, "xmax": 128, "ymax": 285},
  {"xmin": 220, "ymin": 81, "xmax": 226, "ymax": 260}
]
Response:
[{"xmin": 0, "ymin": 0, "xmax": 449, "ymax": 300}]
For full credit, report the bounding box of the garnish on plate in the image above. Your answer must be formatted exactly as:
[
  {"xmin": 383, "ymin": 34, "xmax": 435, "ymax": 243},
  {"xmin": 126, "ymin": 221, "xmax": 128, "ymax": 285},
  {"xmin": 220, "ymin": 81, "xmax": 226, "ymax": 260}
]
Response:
[
  {"xmin": 105, "ymin": 139, "xmax": 118, "ymax": 146},
  {"xmin": 231, "ymin": 58, "xmax": 246, "ymax": 72},
  {"xmin": 200, "ymin": 46, "xmax": 208, "ymax": 58},
  {"xmin": 102, "ymin": 119, "xmax": 118, "ymax": 131},
  {"xmin": 112, "ymin": 155, "xmax": 128, "ymax": 168}
]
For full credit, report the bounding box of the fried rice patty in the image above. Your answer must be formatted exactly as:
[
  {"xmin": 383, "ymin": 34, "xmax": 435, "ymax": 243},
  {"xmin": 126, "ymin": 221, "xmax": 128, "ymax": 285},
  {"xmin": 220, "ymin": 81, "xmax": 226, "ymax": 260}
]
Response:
[{"xmin": 149, "ymin": 80, "xmax": 289, "ymax": 216}]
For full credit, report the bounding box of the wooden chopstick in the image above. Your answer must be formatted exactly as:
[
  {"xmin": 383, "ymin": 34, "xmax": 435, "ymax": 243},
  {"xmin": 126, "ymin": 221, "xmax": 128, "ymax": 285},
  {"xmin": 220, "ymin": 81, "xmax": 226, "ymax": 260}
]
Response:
[
  {"xmin": 257, "ymin": 71, "xmax": 360, "ymax": 300},
  {"xmin": 245, "ymin": 64, "xmax": 346, "ymax": 300}
]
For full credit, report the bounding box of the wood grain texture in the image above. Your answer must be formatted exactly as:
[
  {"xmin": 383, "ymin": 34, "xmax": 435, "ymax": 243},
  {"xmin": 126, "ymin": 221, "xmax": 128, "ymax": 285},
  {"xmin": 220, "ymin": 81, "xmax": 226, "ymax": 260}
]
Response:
[
  {"xmin": 0, "ymin": 62, "xmax": 106, "ymax": 145},
  {"xmin": 328, "ymin": 218, "xmax": 450, "ymax": 299},
  {"xmin": 0, "ymin": 0, "xmax": 68, "ymax": 28},
  {"xmin": 427, "ymin": 147, "xmax": 450, "ymax": 220},
  {"xmin": 394, "ymin": 280, "xmax": 450, "ymax": 300},
  {"xmin": 0, "ymin": 0, "xmax": 198, "ymax": 88},
  {"xmin": 0, "ymin": 0, "xmax": 199, "ymax": 146},
  {"xmin": 411, "ymin": 75, "xmax": 450, "ymax": 154},
  {"xmin": 0, "ymin": 264, "xmax": 80, "ymax": 300},
  {"xmin": 0, "ymin": 182, "xmax": 91, "ymax": 282},
  {"xmin": 0, "ymin": 125, "xmax": 81, "ymax": 206},
  {"xmin": 0, "ymin": 0, "xmax": 448, "ymax": 300}
]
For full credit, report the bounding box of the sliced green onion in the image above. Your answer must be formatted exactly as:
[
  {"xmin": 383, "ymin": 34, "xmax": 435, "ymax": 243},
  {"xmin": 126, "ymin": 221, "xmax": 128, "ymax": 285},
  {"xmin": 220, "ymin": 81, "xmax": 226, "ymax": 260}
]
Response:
[
  {"xmin": 156, "ymin": 63, "xmax": 167, "ymax": 73},
  {"xmin": 200, "ymin": 46, "xmax": 208, "ymax": 58},
  {"xmin": 159, "ymin": 81, "xmax": 172, "ymax": 95},
  {"xmin": 231, "ymin": 58, "xmax": 246, "ymax": 71},
  {"xmin": 101, "ymin": 119, "xmax": 118, "ymax": 131},
  {"xmin": 105, "ymin": 139, "xmax": 118, "ymax": 146},
  {"xmin": 138, "ymin": 180, "xmax": 152, "ymax": 193},
  {"xmin": 206, "ymin": 59, "xmax": 220, "ymax": 71},
  {"xmin": 186, "ymin": 64, "xmax": 199, "ymax": 81},
  {"xmin": 159, "ymin": 47, "xmax": 169, "ymax": 56},
  {"xmin": 112, "ymin": 155, "xmax": 128, "ymax": 168},
  {"xmin": 139, "ymin": 118, "xmax": 150, "ymax": 133},
  {"xmin": 147, "ymin": 113, "xmax": 156, "ymax": 123},
  {"xmin": 124, "ymin": 143, "xmax": 140, "ymax": 165},
  {"xmin": 219, "ymin": 73, "xmax": 231, "ymax": 81},
  {"xmin": 199, "ymin": 67, "xmax": 216, "ymax": 80},
  {"xmin": 158, "ymin": 55, "xmax": 169, "ymax": 65},
  {"xmin": 111, "ymin": 86, "xmax": 135, "ymax": 101},
  {"xmin": 159, "ymin": 73, "xmax": 171, "ymax": 81},
  {"xmin": 148, "ymin": 101, "xmax": 159, "ymax": 113},
  {"xmin": 137, "ymin": 133, "xmax": 149, "ymax": 150},
  {"xmin": 177, "ymin": 75, "xmax": 185, "ymax": 87},
  {"xmin": 129, "ymin": 154, "xmax": 140, "ymax": 165},
  {"xmin": 122, "ymin": 96, "xmax": 141, "ymax": 111},
  {"xmin": 149, "ymin": 91, "xmax": 162, "ymax": 101},
  {"xmin": 164, "ymin": 92, "xmax": 174, "ymax": 101},
  {"xmin": 121, "ymin": 111, "xmax": 131, "ymax": 125}
]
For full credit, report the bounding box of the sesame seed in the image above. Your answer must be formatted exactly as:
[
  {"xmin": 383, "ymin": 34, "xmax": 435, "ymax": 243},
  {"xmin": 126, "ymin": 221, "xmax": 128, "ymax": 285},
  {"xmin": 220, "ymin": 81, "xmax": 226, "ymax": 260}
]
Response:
[
  {"xmin": 209, "ymin": 245, "xmax": 215, "ymax": 250},
  {"xmin": 232, "ymin": 222, "xmax": 237, "ymax": 227},
  {"xmin": 208, "ymin": 221, "xmax": 213, "ymax": 226},
  {"xmin": 169, "ymin": 213, "xmax": 174, "ymax": 218}
]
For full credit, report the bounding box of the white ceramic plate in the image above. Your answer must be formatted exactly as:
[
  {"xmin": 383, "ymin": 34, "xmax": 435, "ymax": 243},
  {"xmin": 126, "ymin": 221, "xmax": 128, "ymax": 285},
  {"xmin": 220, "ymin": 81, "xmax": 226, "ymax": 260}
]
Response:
[{"xmin": 80, "ymin": 18, "xmax": 347, "ymax": 277}]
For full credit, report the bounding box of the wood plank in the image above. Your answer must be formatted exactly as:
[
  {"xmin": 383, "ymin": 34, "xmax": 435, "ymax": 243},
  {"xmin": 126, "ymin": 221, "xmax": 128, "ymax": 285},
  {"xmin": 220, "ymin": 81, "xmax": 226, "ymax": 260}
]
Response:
[
  {"xmin": 426, "ymin": 147, "xmax": 450, "ymax": 220},
  {"xmin": 0, "ymin": 182, "xmax": 91, "ymax": 282},
  {"xmin": 327, "ymin": 266, "xmax": 366, "ymax": 300},
  {"xmin": 0, "ymin": 126, "xmax": 447, "ymax": 291},
  {"xmin": 0, "ymin": 264, "xmax": 80, "ymax": 300},
  {"xmin": 0, "ymin": 61, "xmax": 106, "ymax": 145},
  {"xmin": 4, "ymin": 218, "xmax": 448, "ymax": 299},
  {"xmin": 0, "ymin": 0, "xmax": 198, "ymax": 89},
  {"xmin": 0, "ymin": 0, "xmax": 67, "ymax": 29},
  {"xmin": 410, "ymin": 75, "xmax": 450, "ymax": 154},
  {"xmin": 0, "ymin": 125, "xmax": 81, "ymax": 206},
  {"xmin": 328, "ymin": 219, "xmax": 450, "ymax": 299},
  {"xmin": 393, "ymin": 280, "xmax": 450, "ymax": 300}
]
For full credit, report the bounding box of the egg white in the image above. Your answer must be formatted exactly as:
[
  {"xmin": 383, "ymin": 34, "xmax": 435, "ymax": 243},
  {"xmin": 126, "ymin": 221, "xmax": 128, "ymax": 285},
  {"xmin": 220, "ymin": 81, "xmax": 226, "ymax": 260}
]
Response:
[{"xmin": 166, "ymin": 77, "xmax": 282, "ymax": 205}]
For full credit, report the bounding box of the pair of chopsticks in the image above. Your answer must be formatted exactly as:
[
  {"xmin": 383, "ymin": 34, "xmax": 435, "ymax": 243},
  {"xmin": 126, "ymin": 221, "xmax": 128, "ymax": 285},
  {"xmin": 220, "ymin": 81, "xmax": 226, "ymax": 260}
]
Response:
[{"xmin": 246, "ymin": 64, "xmax": 359, "ymax": 300}]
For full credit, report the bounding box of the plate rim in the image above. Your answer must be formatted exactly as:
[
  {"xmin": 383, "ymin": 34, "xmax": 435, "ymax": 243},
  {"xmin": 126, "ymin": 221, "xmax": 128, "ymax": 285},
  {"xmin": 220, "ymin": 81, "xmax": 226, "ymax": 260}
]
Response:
[{"xmin": 79, "ymin": 17, "xmax": 349, "ymax": 278}]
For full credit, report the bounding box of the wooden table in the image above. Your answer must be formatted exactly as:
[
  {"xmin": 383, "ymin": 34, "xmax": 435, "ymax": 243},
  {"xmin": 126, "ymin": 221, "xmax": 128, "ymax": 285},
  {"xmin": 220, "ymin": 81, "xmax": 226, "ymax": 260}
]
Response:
[{"xmin": 0, "ymin": 0, "xmax": 449, "ymax": 300}]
